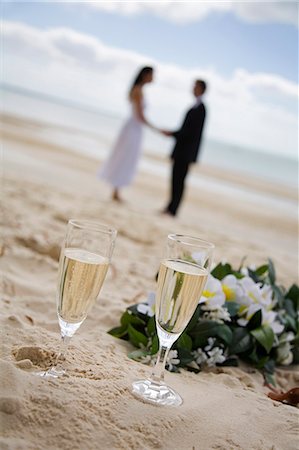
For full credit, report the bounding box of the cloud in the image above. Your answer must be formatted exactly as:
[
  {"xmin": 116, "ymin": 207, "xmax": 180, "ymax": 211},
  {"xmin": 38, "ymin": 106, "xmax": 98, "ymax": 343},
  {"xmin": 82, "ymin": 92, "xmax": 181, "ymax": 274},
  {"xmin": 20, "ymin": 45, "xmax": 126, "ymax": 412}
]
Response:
[
  {"xmin": 2, "ymin": 21, "xmax": 298, "ymax": 157},
  {"xmin": 234, "ymin": 69, "xmax": 298, "ymax": 99},
  {"xmin": 85, "ymin": 1, "xmax": 298, "ymax": 27}
]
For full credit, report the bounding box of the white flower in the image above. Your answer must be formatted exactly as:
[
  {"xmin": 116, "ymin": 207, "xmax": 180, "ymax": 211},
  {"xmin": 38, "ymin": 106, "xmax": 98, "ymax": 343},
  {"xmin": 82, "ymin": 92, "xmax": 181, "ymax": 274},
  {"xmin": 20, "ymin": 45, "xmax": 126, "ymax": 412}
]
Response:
[
  {"xmin": 139, "ymin": 354, "xmax": 153, "ymax": 365},
  {"xmin": 206, "ymin": 347, "xmax": 226, "ymax": 367},
  {"xmin": 259, "ymin": 284, "xmax": 273, "ymax": 309},
  {"xmin": 205, "ymin": 337, "xmax": 216, "ymax": 351},
  {"xmin": 240, "ymin": 267, "xmax": 249, "ymax": 276},
  {"xmin": 202, "ymin": 305, "xmax": 231, "ymax": 323},
  {"xmin": 237, "ymin": 303, "xmax": 261, "ymax": 327},
  {"xmin": 237, "ymin": 303, "xmax": 284, "ymax": 335},
  {"xmin": 191, "ymin": 251, "xmax": 206, "ymax": 267},
  {"xmin": 193, "ymin": 348, "xmax": 208, "ymax": 366},
  {"xmin": 277, "ymin": 331, "xmax": 295, "ymax": 345},
  {"xmin": 238, "ymin": 277, "xmax": 264, "ymax": 305},
  {"xmin": 276, "ymin": 343, "xmax": 294, "ymax": 365},
  {"xmin": 221, "ymin": 274, "xmax": 243, "ymax": 302},
  {"xmin": 166, "ymin": 350, "xmax": 180, "ymax": 371},
  {"xmin": 200, "ymin": 275, "xmax": 225, "ymax": 308},
  {"xmin": 136, "ymin": 292, "xmax": 155, "ymax": 317},
  {"xmin": 237, "ymin": 277, "xmax": 272, "ymax": 309},
  {"xmin": 275, "ymin": 332, "xmax": 295, "ymax": 366},
  {"xmin": 142, "ymin": 349, "xmax": 181, "ymax": 370},
  {"xmin": 262, "ymin": 310, "xmax": 284, "ymax": 334},
  {"xmin": 193, "ymin": 338, "xmax": 226, "ymax": 368},
  {"xmin": 235, "ymin": 277, "xmax": 284, "ymax": 335}
]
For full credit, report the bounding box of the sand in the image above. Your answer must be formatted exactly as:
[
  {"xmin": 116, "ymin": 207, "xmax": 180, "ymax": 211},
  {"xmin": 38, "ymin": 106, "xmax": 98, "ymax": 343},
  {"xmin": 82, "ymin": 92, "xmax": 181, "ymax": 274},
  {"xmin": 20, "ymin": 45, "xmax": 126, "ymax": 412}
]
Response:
[{"xmin": 1, "ymin": 114, "xmax": 298, "ymax": 450}]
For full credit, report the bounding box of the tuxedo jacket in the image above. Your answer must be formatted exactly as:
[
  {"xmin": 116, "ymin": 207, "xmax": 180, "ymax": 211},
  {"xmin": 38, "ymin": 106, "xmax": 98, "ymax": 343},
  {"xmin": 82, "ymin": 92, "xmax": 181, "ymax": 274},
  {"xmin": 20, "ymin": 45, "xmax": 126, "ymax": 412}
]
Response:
[{"xmin": 171, "ymin": 102, "xmax": 206, "ymax": 163}]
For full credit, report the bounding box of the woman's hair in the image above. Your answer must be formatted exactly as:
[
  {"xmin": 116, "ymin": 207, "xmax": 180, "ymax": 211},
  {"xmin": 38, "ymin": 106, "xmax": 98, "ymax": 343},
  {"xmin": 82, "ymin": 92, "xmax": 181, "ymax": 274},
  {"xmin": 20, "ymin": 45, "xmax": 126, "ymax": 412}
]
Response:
[{"xmin": 129, "ymin": 66, "xmax": 153, "ymax": 96}]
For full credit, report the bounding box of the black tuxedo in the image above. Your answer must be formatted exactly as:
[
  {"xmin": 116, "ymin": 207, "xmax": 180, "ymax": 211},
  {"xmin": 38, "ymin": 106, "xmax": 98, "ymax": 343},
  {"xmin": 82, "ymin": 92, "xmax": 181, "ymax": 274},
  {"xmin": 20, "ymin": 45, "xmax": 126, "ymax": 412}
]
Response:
[{"xmin": 165, "ymin": 102, "xmax": 206, "ymax": 216}]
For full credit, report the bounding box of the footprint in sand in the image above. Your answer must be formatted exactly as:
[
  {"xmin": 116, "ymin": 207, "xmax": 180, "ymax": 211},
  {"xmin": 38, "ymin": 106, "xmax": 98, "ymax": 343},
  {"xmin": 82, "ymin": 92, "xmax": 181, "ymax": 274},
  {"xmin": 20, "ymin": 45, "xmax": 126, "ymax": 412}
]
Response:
[
  {"xmin": 0, "ymin": 361, "xmax": 26, "ymax": 415},
  {"xmin": 0, "ymin": 396, "xmax": 22, "ymax": 414},
  {"xmin": 118, "ymin": 229, "xmax": 154, "ymax": 246},
  {"xmin": 52, "ymin": 212, "xmax": 69, "ymax": 224},
  {"xmin": 12, "ymin": 346, "xmax": 56, "ymax": 369},
  {"xmin": 15, "ymin": 236, "xmax": 60, "ymax": 261}
]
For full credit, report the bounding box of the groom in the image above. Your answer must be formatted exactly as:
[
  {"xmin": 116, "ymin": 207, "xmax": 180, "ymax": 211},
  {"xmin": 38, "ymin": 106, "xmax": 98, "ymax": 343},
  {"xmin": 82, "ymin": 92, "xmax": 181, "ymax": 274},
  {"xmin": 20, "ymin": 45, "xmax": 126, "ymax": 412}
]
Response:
[{"xmin": 162, "ymin": 79, "xmax": 207, "ymax": 216}]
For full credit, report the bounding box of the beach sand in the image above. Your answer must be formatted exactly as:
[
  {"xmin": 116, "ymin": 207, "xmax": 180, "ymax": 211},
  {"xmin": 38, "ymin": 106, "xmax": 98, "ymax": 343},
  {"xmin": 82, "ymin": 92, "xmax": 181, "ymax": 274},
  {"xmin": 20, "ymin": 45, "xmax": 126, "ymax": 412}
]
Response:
[{"xmin": 1, "ymin": 115, "xmax": 298, "ymax": 450}]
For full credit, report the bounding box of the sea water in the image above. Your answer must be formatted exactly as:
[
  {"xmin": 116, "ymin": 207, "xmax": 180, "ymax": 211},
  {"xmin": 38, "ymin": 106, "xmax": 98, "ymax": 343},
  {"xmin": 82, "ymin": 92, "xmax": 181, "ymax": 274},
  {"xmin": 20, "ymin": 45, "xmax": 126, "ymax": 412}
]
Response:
[{"xmin": 1, "ymin": 84, "xmax": 298, "ymax": 190}]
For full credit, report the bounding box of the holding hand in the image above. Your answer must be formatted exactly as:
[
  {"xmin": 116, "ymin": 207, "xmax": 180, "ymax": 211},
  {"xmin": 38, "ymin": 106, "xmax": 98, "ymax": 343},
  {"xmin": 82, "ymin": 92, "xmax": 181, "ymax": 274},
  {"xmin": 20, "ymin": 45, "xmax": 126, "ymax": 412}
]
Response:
[{"xmin": 159, "ymin": 129, "xmax": 172, "ymax": 137}]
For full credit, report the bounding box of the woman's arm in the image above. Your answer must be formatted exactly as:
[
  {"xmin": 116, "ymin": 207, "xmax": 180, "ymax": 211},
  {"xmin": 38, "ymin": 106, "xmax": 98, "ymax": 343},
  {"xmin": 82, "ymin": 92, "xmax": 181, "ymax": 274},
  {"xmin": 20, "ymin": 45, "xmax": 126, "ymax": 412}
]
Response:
[{"xmin": 131, "ymin": 87, "xmax": 157, "ymax": 130}]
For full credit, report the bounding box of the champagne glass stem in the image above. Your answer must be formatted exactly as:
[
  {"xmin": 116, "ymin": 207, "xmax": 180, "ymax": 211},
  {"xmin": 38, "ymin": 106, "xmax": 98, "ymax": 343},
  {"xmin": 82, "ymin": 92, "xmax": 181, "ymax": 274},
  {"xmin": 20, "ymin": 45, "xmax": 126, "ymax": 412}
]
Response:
[
  {"xmin": 44, "ymin": 335, "xmax": 71, "ymax": 377},
  {"xmin": 56, "ymin": 335, "xmax": 71, "ymax": 363},
  {"xmin": 151, "ymin": 345, "xmax": 170, "ymax": 383}
]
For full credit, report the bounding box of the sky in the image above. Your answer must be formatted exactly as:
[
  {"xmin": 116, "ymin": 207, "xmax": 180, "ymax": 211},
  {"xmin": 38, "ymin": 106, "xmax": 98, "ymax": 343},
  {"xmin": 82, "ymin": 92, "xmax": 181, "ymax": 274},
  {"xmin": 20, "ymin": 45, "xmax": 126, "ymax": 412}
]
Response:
[{"xmin": 1, "ymin": 1, "xmax": 298, "ymax": 157}]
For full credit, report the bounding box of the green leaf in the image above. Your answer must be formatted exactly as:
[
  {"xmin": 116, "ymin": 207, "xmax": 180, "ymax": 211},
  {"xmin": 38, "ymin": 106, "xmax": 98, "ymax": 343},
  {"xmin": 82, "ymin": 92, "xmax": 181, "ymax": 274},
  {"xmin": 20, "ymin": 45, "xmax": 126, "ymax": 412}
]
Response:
[
  {"xmin": 292, "ymin": 346, "xmax": 299, "ymax": 364},
  {"xmin": 151, "ymin": 335, "xmax": 159, "ymax": 355},
  {"xmin": 177, "ymin": 347, "xmax": 194, "ymax": 367},
  {"xmin": 263, "ymin": 371, "xmax": 276, "ymax": 387},
  {"xmin": 108, "ymin": 325, "xmax": 128, "ymax": 338},
  {"xmin": 128, "ymin": 349, "xmax": 150, "ymax": 361},
  {"xmin": 121, "ymin": 311, "xmax": 145, "ymax": 327},
  {"xmin": 272, "ymin": 284, "xmax": 285, "ymax": 309},
  {"xmin": 189, "ymin": 321, "xmax": 217, "ymax": 347},
  {"xmin": 237, "ymin": 256, "xmax": 247, "ymax": 272},
  {"xmin": 254, "ymin": 356, "xmax": 269, "ymax": 370},
  {"xmin": 255, "ymin": 264, "xmax": 269, "ymax": 277},
  {"xmin": 285, "ymin": 284, "xmax": 299, "ymax": 310},
  {"xmin": 146, "ymin": 316, "xmax": 156, "ymax": 336},
  {"xmin": 176, "ymin": 332, "xmax": 193, "ymax": 350},
  {"xmin": 211, "ymin": 263, "xmax": 233, "ymax": 280},
  {"xmin": 219, "ymin": 357, "xmax": 239, "ymax": 367},
  {"xmin": 286, "ymin": 315, "xmax": 298, "ymax": 333},
  {"xmin": 247, "ymin": 268, "xmax": 260, "ymax": 283},
  {"xmin": 127, "ymin": 324, "xmax": 148, "ymax": 348},
  {"xmin": 216, "ymin": 324, "xmax": 233, "ymax": 345},
  {"xmin": 190, "ymin": 321, "xmax": 232, "ymax": 347},
  {"xmin": 127, "ymin": 304, "xmax": 140, "ymax": 315},
  {"xmin": 250, "ymin": 326, "xmax": 274, "ymax": 353},
  {"xmin": 247, "ymin": 309, "xmax": 262, "ymax": 330},
  {"xmin": 263, "ymin": 359, "xmax": 275, "ymax": 374},
  {"xmin": 268, "ymin": 258, "xmax": 276, "ymax": 284},
  {"xmin": 186, "ymin": 305, "xmax": 201, "ymax": 332},
  {"xmin": 229, "ymin": 327, "xmax": 252, "ymax": 354},
  {"xmin": 225, "ymin": 302, "xmax": 239, "ymax": 317},
  {"xmin": 284, "ymin": 298, "xmax": 296, "ymax": 319},
  {"xmin": 247, "ymin": 346, "xmax": 259, "ymax": 364}
]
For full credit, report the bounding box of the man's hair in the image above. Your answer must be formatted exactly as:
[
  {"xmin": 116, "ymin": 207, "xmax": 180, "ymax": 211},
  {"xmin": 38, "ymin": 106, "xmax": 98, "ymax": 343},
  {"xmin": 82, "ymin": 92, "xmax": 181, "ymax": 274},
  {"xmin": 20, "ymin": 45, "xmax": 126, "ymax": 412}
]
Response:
[{"xmin": 196, "ymin": 79, "xmax": 207, "ymax": 93}]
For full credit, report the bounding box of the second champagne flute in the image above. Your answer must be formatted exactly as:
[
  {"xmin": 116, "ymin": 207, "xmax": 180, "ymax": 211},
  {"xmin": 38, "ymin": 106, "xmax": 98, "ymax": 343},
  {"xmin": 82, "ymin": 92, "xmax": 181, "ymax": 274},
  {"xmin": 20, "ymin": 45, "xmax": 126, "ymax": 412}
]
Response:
[
  {"xmin": 132, "ymin": 234, "xmax": 214, "ymax": 406},
  {"xmin": 40, "ymin": 219, "xmax": 117, "ymax": 378}
]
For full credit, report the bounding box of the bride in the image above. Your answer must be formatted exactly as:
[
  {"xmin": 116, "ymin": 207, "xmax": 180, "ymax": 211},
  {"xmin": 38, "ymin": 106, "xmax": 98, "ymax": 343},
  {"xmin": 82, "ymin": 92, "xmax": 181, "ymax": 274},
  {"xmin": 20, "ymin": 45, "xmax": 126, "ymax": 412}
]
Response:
[{"xmin": 99, "ymin": 66, "xmax": 157, "ymax": 202}]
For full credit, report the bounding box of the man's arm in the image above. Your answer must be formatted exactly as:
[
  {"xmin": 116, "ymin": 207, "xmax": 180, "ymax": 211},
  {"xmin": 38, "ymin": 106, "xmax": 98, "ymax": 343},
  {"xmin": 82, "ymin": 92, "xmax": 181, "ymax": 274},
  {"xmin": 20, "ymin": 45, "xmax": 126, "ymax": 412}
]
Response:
[{"xmin": 162, "ymin": 107, "xmax": 205, "ymax": 140}]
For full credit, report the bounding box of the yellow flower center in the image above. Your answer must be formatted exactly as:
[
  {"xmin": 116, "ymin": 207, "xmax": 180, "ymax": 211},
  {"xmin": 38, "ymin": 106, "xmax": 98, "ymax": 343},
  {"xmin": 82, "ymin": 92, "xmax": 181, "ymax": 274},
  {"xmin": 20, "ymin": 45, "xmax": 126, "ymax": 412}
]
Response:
[
  {"xmin": 203, "ymin": 290, "xmax": 215, "ymax": 298},
  {"xmin": 249, "ymin": 292, "xmax": 258, "ymax": 303},
  {"xmin": 239, "ymin": 305, "xmax": 247, "ymax": 315},
  {"xmin": 222, "ymin": 285, "xmax": 235, "ymax": 301}
]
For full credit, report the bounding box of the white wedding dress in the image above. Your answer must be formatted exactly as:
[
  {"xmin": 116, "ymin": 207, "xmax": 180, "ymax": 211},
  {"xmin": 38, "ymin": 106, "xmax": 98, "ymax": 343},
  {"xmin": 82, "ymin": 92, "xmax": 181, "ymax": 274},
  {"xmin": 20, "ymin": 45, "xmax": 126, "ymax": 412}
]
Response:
[{"xmin": 99, "ymin": 100, "xmax": 144, "ymax": 188}]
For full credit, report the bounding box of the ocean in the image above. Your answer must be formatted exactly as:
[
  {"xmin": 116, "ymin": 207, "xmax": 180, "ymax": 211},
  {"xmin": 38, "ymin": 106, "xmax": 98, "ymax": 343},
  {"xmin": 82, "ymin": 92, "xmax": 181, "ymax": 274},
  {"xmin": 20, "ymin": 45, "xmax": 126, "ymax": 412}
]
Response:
[{"xmin": 1, "ymin": 84, "xmax": 298, "ymax": 210}]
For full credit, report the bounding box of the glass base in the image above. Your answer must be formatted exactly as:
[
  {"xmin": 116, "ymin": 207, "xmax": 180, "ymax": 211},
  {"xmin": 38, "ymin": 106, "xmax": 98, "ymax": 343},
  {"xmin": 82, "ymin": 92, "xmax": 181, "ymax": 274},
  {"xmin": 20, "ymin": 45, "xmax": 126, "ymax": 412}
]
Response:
[
  {"xmin": 132, "ymin": 379, "xmax": 183, "ymax": 406},
  {"xmin": 36, "ymin": 366, "xmax": 66, "ymax": 379}
]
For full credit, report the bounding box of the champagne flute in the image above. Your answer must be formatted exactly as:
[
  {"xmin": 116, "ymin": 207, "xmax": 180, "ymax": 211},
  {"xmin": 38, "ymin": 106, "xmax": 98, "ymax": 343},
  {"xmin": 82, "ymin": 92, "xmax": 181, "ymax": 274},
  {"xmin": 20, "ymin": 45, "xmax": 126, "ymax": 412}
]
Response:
[
  {"xmin": 132, "ymin": 234, "xmax": 214, "ymax": 406},
  {"xmin": 40, "ymin": 219, "xmax": 117, "ymax": 378}
]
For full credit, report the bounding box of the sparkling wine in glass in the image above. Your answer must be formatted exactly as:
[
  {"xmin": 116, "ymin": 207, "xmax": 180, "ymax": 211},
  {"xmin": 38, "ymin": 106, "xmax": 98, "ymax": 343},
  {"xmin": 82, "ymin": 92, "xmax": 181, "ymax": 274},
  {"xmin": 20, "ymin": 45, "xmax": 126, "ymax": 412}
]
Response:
[
  {"xmin": 40, "ymin": 219, "xmax": 117, "ymax": 378},
  {"xmin": 132, "ymin": 234, "xmax": 214, "ymax": 406}
]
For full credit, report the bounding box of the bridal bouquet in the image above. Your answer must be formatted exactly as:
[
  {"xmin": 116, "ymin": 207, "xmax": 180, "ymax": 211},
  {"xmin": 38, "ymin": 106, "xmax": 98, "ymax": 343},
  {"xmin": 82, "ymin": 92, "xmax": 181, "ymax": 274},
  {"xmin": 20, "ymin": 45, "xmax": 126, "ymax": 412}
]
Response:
[{"xmin": 108, "ymin": 259, "xmax": 298, "ymax": 384}]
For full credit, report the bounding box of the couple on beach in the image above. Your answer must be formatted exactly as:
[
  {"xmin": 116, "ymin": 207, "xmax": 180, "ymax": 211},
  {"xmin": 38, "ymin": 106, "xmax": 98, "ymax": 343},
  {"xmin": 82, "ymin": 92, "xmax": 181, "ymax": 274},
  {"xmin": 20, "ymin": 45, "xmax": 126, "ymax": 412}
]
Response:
[{"xmin": 99, "ymin": 66, "xmax": 207, "ymax": 217}]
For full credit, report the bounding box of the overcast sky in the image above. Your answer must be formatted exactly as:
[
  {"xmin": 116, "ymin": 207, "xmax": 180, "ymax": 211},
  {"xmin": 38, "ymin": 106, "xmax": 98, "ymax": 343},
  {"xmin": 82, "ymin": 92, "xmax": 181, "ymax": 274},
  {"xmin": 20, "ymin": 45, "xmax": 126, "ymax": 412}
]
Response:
[{"xmin": 2, "ymin": 1, "xmax": 298, "ymax": 157}]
